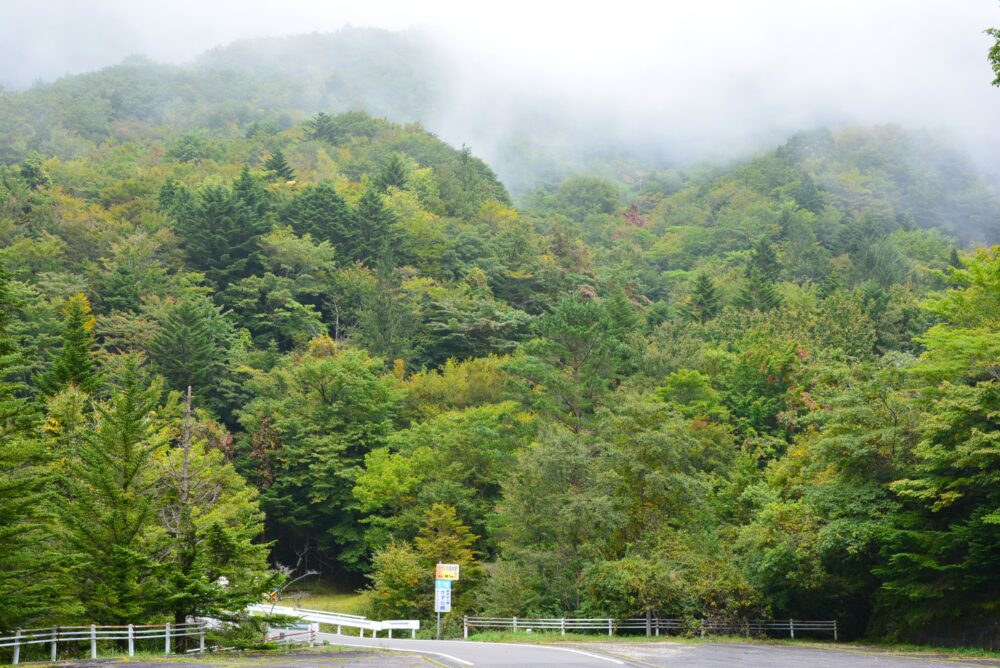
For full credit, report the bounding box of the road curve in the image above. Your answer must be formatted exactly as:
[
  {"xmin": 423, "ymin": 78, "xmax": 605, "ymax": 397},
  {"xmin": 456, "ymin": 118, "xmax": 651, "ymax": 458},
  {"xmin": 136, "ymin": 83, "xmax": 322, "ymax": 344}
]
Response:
[{"xmin": 318, "ymin": 632, "xmax": 628, "ymax": 667}]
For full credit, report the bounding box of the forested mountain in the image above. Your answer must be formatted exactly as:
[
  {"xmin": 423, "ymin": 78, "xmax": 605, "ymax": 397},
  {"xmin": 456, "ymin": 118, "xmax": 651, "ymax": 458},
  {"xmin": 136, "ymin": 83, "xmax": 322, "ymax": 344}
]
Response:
[{"xmin": 1, "ymin": 29, "xmax": 1000, "ymax": 650}]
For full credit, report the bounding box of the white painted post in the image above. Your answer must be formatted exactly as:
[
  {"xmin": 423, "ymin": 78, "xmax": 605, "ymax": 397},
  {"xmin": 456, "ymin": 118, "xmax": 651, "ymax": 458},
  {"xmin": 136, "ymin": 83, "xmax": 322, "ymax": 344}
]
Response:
[
  {"xmin": 608, "ymin": 619, "xmax": 612, "ymax": 637},
  {"xmin": 512, "ymin": 616, "xmax": 517, "ymax": 633},
  {"xmin": 560, "ymin": 618, "xmax": 565, "ymax": 636},
  {"xmin": 12, "ymin": 629, "xmax": 21, "ymax": 665},
  {"xmin": 128, "ymin": 624, "xmax": 135, "ymax": 656},
  {"xmin": 51, "ymin": 626, "xmax": 58, "ymax": 661},
  {"xmin": 200, "ymin": 624, "xmax": 206, "ymax": 652},
  {"xmin": 359, "ymin": 627, "xmax": 363, "ymax": 638},
  {"xmin": 91, "ymin": 624, "xmax": 97, "ymax": 659},
  {"xmin": 336, "ymin": 625, "xmax": 341, "ymax": 635},
  {"xmin": 463, "ymin": 616, "xmax": 468, "ymax": 639},
  {"xmin": 789, "ymin": 619, "xmax": 794, "ymax": 639},
  {"xmin": 165, "ymin": 622, "xmax": 171, "ymax": 654},
  {"xmin": 833, "ymin": 620, "xmax": 838, "ymax": 642},
  {"xmin": 411, "ymin": 629, "xmax": 416, "ymax": 639},
  {"xmin": 388, "ymin": 628, "xmax": 393, "ymax": 639}
]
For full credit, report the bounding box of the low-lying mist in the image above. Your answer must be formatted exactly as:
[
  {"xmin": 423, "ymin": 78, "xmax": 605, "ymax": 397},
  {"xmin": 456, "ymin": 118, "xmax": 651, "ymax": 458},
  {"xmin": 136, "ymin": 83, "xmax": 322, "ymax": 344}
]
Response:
[{"xmin": 2, "ymin": 1, "xmax": 999, "ymax": 191}]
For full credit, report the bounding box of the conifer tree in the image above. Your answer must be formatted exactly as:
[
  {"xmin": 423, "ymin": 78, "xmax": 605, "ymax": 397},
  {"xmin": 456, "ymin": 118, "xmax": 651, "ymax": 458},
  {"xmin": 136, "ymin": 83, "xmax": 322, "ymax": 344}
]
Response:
[
  {"xmin": 350, "ymin": 188, "xmax": 402, "ymax": 266},
  {"xmin": 686, "ymin": 273, "xmax": 721, "ymax": 323},
  {"xmin": 264, "ymin": 149, "xmax": 294, "ymax": 181},
  {"xmin": 147, "ymin": 295, "xmax": 237, "ymax": 415},
  {"xmin": 174, "ymin": 185, "xmax": 270, "ymax": 289},
  {"xmin": 58, "ymin": 358, "xmax": 170, "ymax": 623},
  {"xmin": 280, "ymin": 182, "xmax": 353, "ymax": 247},
  {"xmin": 38, "ymin": 293, "xmax": 100, "ymax": 395},
  {"xmin": 736, "ymin": 240, "xmax": 781, "ymax": 312},
  {"xmin": 306, "ymin": 111, "xmax": 339, "ymax": 144},
  {"xmin": 0, "ymin": 270, "xmax": 74, "ymax": 629},
  {"xmin": 373, "ymin": 153, "xmax": 408, "ymax": 193}
]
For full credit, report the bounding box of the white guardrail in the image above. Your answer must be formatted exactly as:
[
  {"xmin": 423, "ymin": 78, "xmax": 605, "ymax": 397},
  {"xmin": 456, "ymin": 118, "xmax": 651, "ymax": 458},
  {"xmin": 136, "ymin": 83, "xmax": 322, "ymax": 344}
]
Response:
[
  {"xmin": 0, "ymin": 622, "xmax": 206, "ymax": 665},
  {"xmin": 248, "ymin": 604, "xmax": 420, "ymax": 639},
  {"xmin": 464, "ymin": 616, "xmax": 838, "ymax": 640}
]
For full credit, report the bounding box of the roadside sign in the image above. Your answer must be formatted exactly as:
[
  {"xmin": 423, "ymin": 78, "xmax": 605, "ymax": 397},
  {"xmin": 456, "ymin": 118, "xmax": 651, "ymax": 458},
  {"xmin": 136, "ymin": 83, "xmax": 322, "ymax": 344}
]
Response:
[
  {"xmin": 434, "ymin": 587, "xmax": 452, "ymax": 612},
  {"xmin": 435, "ymin": 563, "xmax": 460, "ymax": 580},
  {"xmin": 435, "ymin": 578, "xmax": 452, "ymax": 590}
]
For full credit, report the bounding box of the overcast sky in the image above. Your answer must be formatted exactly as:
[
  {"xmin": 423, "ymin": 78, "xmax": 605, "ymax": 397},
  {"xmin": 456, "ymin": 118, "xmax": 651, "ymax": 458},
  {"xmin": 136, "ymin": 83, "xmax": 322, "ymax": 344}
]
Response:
[{"xmin": 1, "ymin": 1, "xmax": 999, "ymax": 168}]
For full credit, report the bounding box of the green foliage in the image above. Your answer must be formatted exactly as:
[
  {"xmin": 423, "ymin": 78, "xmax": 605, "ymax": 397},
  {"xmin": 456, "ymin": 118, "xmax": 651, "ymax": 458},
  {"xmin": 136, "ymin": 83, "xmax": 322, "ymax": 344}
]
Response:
[
  {"xmin": 264, "ymin": 149, "xmax": 295, "ymax": 182},
  {"xmin": 56, "ymin": 358, "xmax": 171, "ymax": 623},
  {"xmin": 0, "ymin": 271, "xmax": 77, "ymax": 629},
  {"xmin": 37, "ymin": 293, "xmax": 101, "ymax": 395},
  {"xmin": 238, "ymin": 337, "xmax": 400, "ymax": 570},
  {"xmin": 988, "ymin": 27, "xmax": 1000, "ymax": 87},
  {"xmin": 685, "ymin": 273, "xmax": 722, "ymax": 323},
  {"xmin": 172, "ymin": 182, "xmax": 272, "ymax": 290}
]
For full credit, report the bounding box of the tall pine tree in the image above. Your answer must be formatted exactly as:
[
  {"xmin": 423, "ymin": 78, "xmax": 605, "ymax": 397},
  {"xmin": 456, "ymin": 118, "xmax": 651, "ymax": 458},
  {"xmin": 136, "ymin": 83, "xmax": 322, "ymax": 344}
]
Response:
[
  {"xmin": 350, "ymin": 188, "xmax": 403, "ymax": 266},
  {"xmin": 264, "ymin": 149, "xmax": 295, "ymax": 182},
  {"xmin": 58, "ymin": 359, "xmax": 171, "ymax": 623},
  {"xmin": 686, "ymin": 273, "xmax": 722, "ymax": 323},
  {"xmin": 38, "ymin": 293, "xmax": 100, "ymax": 395},
  {"xmin": 0, "ymin": 270, "xmax": 76, "ymax": 629}
]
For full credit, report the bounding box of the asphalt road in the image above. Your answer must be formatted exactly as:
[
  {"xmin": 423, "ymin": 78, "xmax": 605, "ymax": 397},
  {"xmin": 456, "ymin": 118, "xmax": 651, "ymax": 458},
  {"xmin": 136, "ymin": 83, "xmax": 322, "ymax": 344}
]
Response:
[
  {"xmin": 320, "ymin": 633, "xmax": 1000, "ymax": 668},
  {"xmin": 318, "ymin": 633, "xmax": 626, "ymax": 667}
]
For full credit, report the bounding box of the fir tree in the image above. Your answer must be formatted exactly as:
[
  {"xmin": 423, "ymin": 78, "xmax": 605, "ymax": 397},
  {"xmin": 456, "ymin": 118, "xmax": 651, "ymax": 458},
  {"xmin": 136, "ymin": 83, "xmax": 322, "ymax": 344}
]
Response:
[
  {"xmin": 147, "ymin": 295, "xmax": 237, "ymax": 415},
  {"xmin": 264, "ymin": 149, "xmax": 294, "ymax": 181},
  {"xmin": 736, "ymin": 240, "xmax": 781, "ymax": 312},
  {"xmin": 59, "ymin": 359, "xmax": 170, "ymax": 623},
  {"xmin": 373, "ymin": 153, "xmax": 408, "ymax": 193},
  {"xmin": 306, "ymin": 111, "xmax": 339, "ymax": 144},
  {"xmin": 350, "ymin": 188, "xmax": 402, "ymax": 266},
  {"xmin": 280, "ymin": 182, "xmax": 353, "ymax": 247},
  {"xmin": 38, "ymin": 293, "xmax": 101, "ymax": 395},
  {"xmin": 686, "ymin": 273, "xmax": 721, "ymax": 323},
  {"xmin": 174, "ymin": 185, "xmax": 270, "ymax": 289},
  {"xmin": 0, "ymin": 270, "xmax": 75, "ymax": 628}
]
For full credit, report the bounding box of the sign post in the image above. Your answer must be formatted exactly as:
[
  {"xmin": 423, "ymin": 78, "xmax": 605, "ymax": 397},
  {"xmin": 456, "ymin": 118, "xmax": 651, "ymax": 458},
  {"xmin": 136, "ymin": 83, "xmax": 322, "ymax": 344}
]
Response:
[{"xmin": 434, "ymin": 564, "xmax": 459, "ymax": 640}]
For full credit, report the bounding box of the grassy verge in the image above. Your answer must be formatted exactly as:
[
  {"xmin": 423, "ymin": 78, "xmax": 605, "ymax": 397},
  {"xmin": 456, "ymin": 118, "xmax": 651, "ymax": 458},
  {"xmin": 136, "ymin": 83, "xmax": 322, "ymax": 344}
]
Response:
[{"xmin": 276, "ymin": 581, "xmax": 369, "ymax": 616}]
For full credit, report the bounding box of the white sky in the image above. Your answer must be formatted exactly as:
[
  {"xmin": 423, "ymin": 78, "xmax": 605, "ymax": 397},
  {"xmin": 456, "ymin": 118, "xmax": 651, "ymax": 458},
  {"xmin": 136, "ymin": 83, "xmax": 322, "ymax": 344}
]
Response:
[{"xmin": 1, "ymin": 1, "xmax": 999, "ymax": 167}]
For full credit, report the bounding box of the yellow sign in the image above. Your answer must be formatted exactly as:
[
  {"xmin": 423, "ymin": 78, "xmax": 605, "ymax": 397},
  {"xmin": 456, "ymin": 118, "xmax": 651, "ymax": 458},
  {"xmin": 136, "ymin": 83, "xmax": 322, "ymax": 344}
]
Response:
[{"xmin": 435, "ymin": 563, "xmax": 460, "ymax": 580}]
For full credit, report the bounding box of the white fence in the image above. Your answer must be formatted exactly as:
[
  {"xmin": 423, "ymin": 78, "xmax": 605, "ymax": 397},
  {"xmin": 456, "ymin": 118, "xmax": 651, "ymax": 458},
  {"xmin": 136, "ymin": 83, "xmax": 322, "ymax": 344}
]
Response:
[
  {"xmin": 249, "ymin": 604, "xmax": 420, "ymax": 638},
  {"xmin": 464, "ymin": 616, "xmax": 838, "ymax": 640},
  {"xmin": 0, "ymin": 622, "xmax": 206, "ymax": 665}
]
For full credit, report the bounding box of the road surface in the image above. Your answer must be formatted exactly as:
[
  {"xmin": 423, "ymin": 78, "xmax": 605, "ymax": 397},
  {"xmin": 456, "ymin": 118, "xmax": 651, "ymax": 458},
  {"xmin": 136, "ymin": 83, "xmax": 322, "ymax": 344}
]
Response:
[
  {"xmin": 318, "ymin": 632, "xmax": 626, "ymax": 667},
  {"xmin": 320, "ymin": 633, "xmax": 1000, "ymax": 668}
]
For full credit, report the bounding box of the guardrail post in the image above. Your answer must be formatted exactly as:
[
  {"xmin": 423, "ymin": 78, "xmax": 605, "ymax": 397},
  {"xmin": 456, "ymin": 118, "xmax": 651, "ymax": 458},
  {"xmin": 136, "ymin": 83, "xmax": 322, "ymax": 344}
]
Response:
[
  {"xmin": 51, "ymin": 626, "xmax": 58, "ymax": 661},
  {"xmin": 561, "ymin": 618, "xmax": 565, "ymax": 636},
  {"xmin": 359, "ymin": 627, "xmax": 363, "ymax": 638},
  {"xmin": 833, "ymin": 620, "xmax": 838, "ymax": 641},
  {"xmin": 646, "ymin": 610, "xmax": 651, "ymax": 637},
  {"xmin": 165, "ymin": 622, "xmax": 171, "ymax": 654},
  {"xmin": 700, "ymin": 619, "xmax": 705, "ymax": 638},
  {"xmin": 91, "ymin": 624, "xmax": 97, "ymax": 659},
  {"xmin": 463, "ymin": 616, "xmax": 468, "ymax": 639},
  {"xmin": 336, "ymin": 625, "xmax": 341, "ymax": 635},
  {"xmin": 608, "ymin": 619, "xmax": 612, "ymax": 637},
  {"xmin": 201, "ymin": 624, "xmax": 207, "ymax": 652},
  {"xmin": 309, "ymin": 623, "xmax": 316, "ymax": 647},
  {"xmin": 411, "ymin": 628, "xmax": 416, "ymax": 639},
  {"xmin": 12, "ymin": 629, "xmax": 20, "ymax": 665},
  {"xmin": 128, "ymin": 624, "xmax": 135, "ymax": 656},
  {"xmin": 513, "ymin": 616, "xmax": 517, "ymax": 632},
  {"xmin": 789, "ymin": 618, "xmax": 794, "ymax": 639}
]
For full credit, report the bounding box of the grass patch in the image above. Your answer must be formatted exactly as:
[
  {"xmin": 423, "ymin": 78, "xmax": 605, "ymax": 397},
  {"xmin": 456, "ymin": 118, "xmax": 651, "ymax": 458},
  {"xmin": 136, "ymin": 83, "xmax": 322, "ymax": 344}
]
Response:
[{"xmin": 276, "ymin": 580, "xmax": 369, "ymax": 616}]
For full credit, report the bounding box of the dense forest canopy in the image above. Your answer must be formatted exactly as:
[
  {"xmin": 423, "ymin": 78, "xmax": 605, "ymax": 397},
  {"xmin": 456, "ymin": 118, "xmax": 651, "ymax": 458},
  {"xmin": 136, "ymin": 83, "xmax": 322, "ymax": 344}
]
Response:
[{"xmin": 1, "ymin": 25, "xmax": 1000, "ymax": 651}]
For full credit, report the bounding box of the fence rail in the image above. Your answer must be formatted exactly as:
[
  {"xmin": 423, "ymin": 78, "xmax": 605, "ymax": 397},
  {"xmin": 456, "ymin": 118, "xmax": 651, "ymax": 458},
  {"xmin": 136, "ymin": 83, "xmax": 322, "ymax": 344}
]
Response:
[
  {"xmin": 0, "ymin": 622, "xmax": 207, "ymax": 665},
  {"xmin": 464, "ymin": 616, "xmax": 837, "ymax": 640}
]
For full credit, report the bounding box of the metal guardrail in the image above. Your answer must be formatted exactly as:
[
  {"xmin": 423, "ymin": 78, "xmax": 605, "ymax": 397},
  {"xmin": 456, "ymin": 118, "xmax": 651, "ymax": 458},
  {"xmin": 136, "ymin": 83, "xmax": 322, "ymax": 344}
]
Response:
[
  {"xmin": 0, "ymin": 622, "xmax": 207, "ymax": 665},
  {"xmin": 249, "ymin": 604, "xmax": 420, "ymax": 638},
  {"xmin": 464, "ymin": 616, "xmax": 838, "ymax": 640}
]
